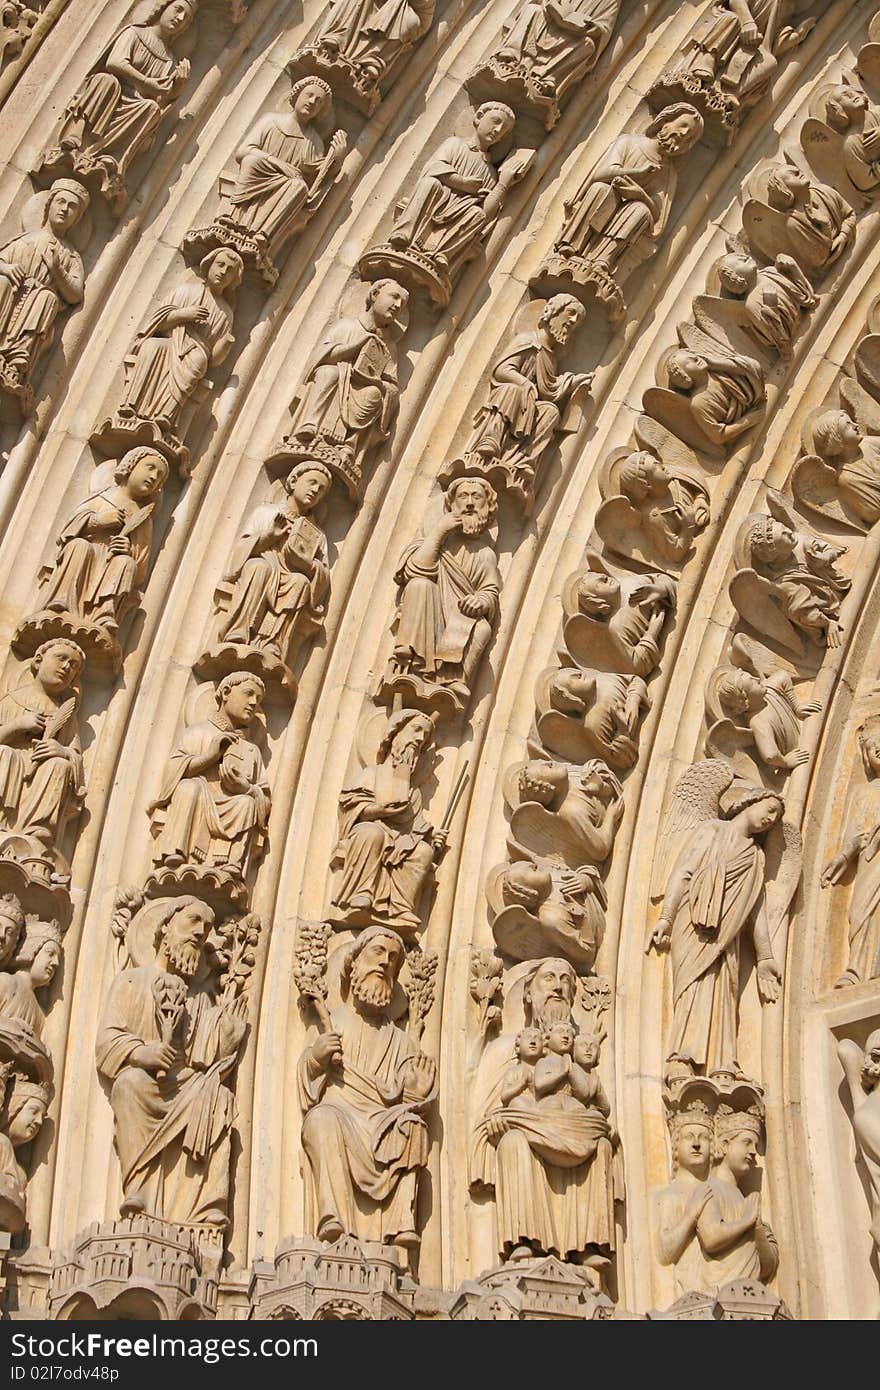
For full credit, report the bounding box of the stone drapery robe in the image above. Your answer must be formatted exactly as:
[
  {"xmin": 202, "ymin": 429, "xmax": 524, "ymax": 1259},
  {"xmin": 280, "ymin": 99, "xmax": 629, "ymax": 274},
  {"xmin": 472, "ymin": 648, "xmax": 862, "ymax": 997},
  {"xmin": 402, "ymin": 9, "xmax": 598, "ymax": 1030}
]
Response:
[
  {"xmin": 331, "ymin": 763, "xmax": 435, "ymax": 930},
  {"xmin": 150, "ymin": 715, "xmax": 270, "ymax": 874},
  {"xmin": 0, "ymin": 229, "xmax": 84, "ymax": 379},
  {"xmin": 218, "ymin": 503, "xmax": 329, "ymax": 662},
  {"xmin": 40, "ymin": 485, "xmax": 157, "ymax": 630},
  {"xmin": 389, "ymin": 136, "xmax": 503, "ymax": 278},
  {"xmin": 842, "ymin": 788, "xmax": 880, "ymax": 983},
  {"xmin": 318, "ymin": 0, "xmax": 434, "ymax": 69},
  {"xmin": 120, "ymin": 279, "xmax": 234, "ymax": 428},
  {"xmin": 666, "ymin": 819, "xmax": 766, "ymax": 1073},
  {"xmin": 96, "ymin": 963, "xmax": 241, "ymax": 1224},
  {"xmin": 0, "ymin": 682, "xmax": 84, "ymax": 853},
  {"xmin": 227, "ymin": 114, "xmax": 324, "ymax": 255},
  {"xmin": 289, "ymin": 313, "xmax": 398, "ymax": 461},
  {"xmin": 500, "ymin": 0, "xmax": 618, "ymax": 98},
  {"xmin": 559, "ymin": 132, "xmax": 673, "ymax": 271},
  {"xmin": 299, "ymin": 1001, "xmax": 435, "ymax": 1243},
  {"xmin": 392, "ymin": 534, "xmax": 500, "ymax": 691},
  {"xmin": 838, "ymin": 438, "xmax": 880, "ymax": 527},
  {"xmin": 466, "ymin": 329, "xmax": 579, "ymax": 484}
]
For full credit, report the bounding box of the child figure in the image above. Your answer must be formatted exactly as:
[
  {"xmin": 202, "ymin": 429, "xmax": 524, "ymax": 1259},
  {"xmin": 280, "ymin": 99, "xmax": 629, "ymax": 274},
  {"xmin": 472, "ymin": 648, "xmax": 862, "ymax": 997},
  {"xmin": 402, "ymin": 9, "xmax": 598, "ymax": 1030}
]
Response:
[
  {"xmin": 571, "ymin": 1032, "xmax": 612, "ymax": 1121},
  {"xmin": 500, "ymin": 1025, "xmax": 544, "ymax": 1106},
  {"xmin": 534, "ymin": 1019, "xmax": 576, "ymax": 1106}
]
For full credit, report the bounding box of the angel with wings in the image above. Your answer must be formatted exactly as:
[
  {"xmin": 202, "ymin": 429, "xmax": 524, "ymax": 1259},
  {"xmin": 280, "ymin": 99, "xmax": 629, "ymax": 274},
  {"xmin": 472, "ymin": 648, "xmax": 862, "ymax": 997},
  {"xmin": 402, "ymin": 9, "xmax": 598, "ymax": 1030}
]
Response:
[
  {"xmin": 730, "ymin": 488, "xmax": 850, "ymax": 654},
  {"xmin": 792, "ymin": 399, "xmax": 880, "ymax": 533},
  {"xmin": 536, "ymin": 666, "xmax": 650, "ymax": 771},
  {"xmin": 508, "ymin": 758, "xmax": 624, "ymax": 870},
  {"xmin": 704, "ymin": 633, "xmax": 820, "ymax": 778},
  {"xmin": 643, "ymin": 322, "xmax": 765, "ymax": 456},
  {"xmin": 562, "ymin": 550, "xmax": 676, "ymax": 678},
  {"xmin": 702, "ymin": 236, "xmax": 817, "ymax": 362},
  {"xmin": 742, "ymin": 162, "xmax": 855, "ymax": 278},
  {"xmin": 648, "ymin": 760, "xmax": 799, "ymax": 1077},
  {"xmin": 803, "ymin": 81, "xmax": 880, "ymax": 202},
  {"xmin": 595, "ymin": 418, "xmax": 710, "ymax": 571}
]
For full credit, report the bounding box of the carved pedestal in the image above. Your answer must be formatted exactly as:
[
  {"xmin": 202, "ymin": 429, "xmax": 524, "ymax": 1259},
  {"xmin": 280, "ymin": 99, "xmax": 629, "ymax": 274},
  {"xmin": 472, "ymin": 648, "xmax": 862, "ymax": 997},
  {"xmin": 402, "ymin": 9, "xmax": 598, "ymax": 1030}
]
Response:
[
  {"xmin": 249, "ymin": 1235, "xmax": 415, "ymax": 1320},
  {"xmin": 451, "ymin": 1256, "xmax": 615, "ymax": 1320}
]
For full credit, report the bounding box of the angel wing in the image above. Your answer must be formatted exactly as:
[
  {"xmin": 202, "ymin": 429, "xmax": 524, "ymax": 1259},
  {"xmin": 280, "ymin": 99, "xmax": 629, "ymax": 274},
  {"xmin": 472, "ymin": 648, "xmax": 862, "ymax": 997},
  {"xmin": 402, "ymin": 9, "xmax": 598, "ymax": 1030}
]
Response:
[
  {"xmin": 791, "ymin": 453, "xmax": 862, "ymax": 530},
  {"xmin": 692, "ymin": 294, "xmax": 771, "ymax": 365},
  {"xmin": 844, "ymin": 357, "xmax": 880, "ymax": 427},
  {"xmin": 508, "ymin": 803, "xmax": 598, "ymax": 870},
  {"xmin": 650, "ymin": 759, "xmax": 735, "ymax": 901},
  {"xmin": 741, "ymin": 198, "xmax": 803, "ymax": 270},
  {"xmin": 641, "ymin": 386, "xmax": 724, "ymax": 459},
  {"xmin": 633, "ymin": 414, "xmax": 704, "ymax": 475},
  {"xmin": 763, "ymin": 818, "xmax": 803, "ymax": 945},
  {"xmin": 704, "ymin": 719, "xmax": 761, "ymax": 779},
  {"xmin": 764, "ymin": 485, "xmax": 802, "ymax": 533},
  {"xmin": 594, "ymin": 496, "xmax": 652, "ymax": 566},
  {"xmin": 729, "ymin": 568, "xmax": 804, "ymax": 655}
]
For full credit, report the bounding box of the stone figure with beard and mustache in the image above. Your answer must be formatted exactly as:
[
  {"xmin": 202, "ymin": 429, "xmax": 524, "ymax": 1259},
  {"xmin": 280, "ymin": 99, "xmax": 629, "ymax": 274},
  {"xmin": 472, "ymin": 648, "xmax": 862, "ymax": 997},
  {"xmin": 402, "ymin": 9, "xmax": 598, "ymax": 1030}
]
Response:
[
  {"xmin": 838, "ymin": 1030, "xmax": 880, "ymax": 1254},
  {"xmin": 330, "ymin": 709, "xmax": 446, "ymax": 936},
  {"xmin": 382, "ymin": 477, "xmax": 500, "ymax": 714},
  {"xmin": 96, "ymin": 895, "xmax": 247, "ymax": 1227},
  {"xmin": 298, "ymin": 926, "xmax": 437, "ymax": 1250}
]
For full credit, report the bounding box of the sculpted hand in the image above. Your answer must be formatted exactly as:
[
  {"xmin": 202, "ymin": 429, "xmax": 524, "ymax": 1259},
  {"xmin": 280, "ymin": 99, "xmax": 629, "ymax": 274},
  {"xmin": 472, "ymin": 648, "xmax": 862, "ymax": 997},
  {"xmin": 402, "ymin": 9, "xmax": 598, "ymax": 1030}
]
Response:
[
  {"xmin": 756, "ymin": 957, "xmax": 782, "ymax": 1004},
  {"xmin": 459, "ymin": 594, "xmax": 487, "ymax": 619},
  {"xmin": 16, "ymin": 712, "xmax": 46, "ymax": 738},
  {"xmin": 403, "ymin": 1053, "xmax": 436, "ymax": 1100},
  {"xmin": 485, "ymin": 1112, "xmax": 509, "ymax": 1143},
  {"xmin": 649, "ymin": 916, "xmax": 672, "ymax": 952},
  {"xmin": 132, "ymin": 1041, "xmax": 177, "ymax": 1074},
  {"xmin": 209, "ymin": 731, "xmax": 234, "ymax": 761},
  {"xmin": 432, "ymin": 826, "xmax": 449, "ymax": 854},
  {"xmin": 743, "ymin": 1191, "xmax": 761, "ymax": 1226},
  {"xmin": 312, "ymin": 1032, "xmax": 342, "ymax": 1068},
  {"xmin": 329, "ymin": 130, "xmax": 347, "ymax": 161},
  {"xmin": 821, "ymin": 851, "xmax": 850, "ymax": 887},
  {"xmin": 740, "ymin": 21, "xmax": 760, "ymax": 46},
  {"xmin": 784, "ymin": 747, "xmax": 810, "ymax": 769},
  {"xmin": 32, "ymin": 738, "xmax": 66, "ymax": 763},
  {"xmin": 0, "ymin": 261, "xmax": 25, "ymax": 289},
  {"xmin": 108, "ymin": 535, "xmax": 132, "ymax": 556}
]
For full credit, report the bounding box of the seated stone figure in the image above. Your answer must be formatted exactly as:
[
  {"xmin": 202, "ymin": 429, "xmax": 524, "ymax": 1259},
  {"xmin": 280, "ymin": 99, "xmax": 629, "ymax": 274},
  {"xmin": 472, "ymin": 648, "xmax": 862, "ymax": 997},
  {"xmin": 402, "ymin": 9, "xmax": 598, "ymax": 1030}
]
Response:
[
  {"xmin": 148, "ymin": 672, "xmax": 270, "ymax": 890},
  {"xmin": 298, "ymin": 927, "xmax": 437, "ymax": 1249},
  {"xmin": 96, "ymin": 894, "xmax": 247, "ymax": 1227},
  {"xmin": 382, "ymin": 477, "xmax": 500, "ymax": 716},
  {"xmin": 292, "ymin": 0, "xmax": 436, "ymax": 114},
  {"xmin": 0, "ymin": 640, "xmax": 86, "ymax": 876}
]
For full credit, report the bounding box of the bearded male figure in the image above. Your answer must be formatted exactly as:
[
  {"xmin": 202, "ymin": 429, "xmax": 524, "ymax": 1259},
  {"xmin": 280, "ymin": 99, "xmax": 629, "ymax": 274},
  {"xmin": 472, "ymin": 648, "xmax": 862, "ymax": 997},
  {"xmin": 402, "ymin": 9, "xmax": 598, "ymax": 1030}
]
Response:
[
  {"xmin": 96, "ymin": 896, "xmax": 246, "ymax": 1226},
  {"xmin": 384, "ymin": 477, "xmax": 500, "ymax": 712},
  {"xmin": 298, "ymin": 927, "xmax": 437, "ymax": 1249}
]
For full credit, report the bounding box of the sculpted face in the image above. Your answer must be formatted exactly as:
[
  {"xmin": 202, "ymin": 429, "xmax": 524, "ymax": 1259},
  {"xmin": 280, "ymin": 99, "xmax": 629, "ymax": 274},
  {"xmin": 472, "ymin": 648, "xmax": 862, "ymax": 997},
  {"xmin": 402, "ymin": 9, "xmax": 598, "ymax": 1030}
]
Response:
[
  {"xmin": 371, "ymin": 282, "xmax": 408, "ymax": 328},
  {"xmin": 743, "ymin": 795, "xmax": 783, "ymax": 835},
  {"xmin": 573, "ymin": 1035, "xmax": 599, "ymax": 1070},
  {"xmin": 30, "ymin": 939, "xmax": 61, "ymax": 989},
  {"xmin": 545, "ymin": 1021, "xmax": 575, "ymax": 1056},
  {"xmin": 295, "ymin": 82, "xmax": 330, "ymax": 124},
  {"xmin": 451, "ymin": 479, "xmax": 493, "ymax": 536},
  {"xmin": 128, "ymin": 452, "xmax": 168, "ymax": 501},
  {"xmin": 160, "ymin": 0, "xmax": 195, "ymax": 38},
  {"xmin": 527, "ymin": 958, "xmax": 576, "ymax": 1029},
  {"xmin": 547, "ymin": 298, "xmax": 584, "ymax": 345},
  {"xmin": 838, "ymin": 417, "xmax": 863, "ymax": 453},
  {"xmin": 165, "ymin": 902, "xmax": 211, "ymax": 979},
  {"xmin": 9, "ymin": 1097, "xmax": 46, "ymax": 1147},
  {"xmin": 207, "ymin": 248, "xmax": 242, "ymax": 292},
  {"xmin": 718, "ymin": 253, "xmax": 757, "ymax": 295},
  {"xmin": 578, "ymin": 571, "xmax": 620, "ymax": 619},
  {"xmin": 474, "ymin": 105, "xmax": 514, "ymax": 150},
  {"xmin": 657, "ymin": 112, "xmax": 702, "ymax": 157},
  {"xmin": 0, "ymin": 911, "xmax": 20, "ymax": 967},
  {"xmin": 291, "ymin": 467, "xmax": 331, "ymax": 512},
  {"xmin": 861, "ymin": 733, "xmax": 880, "ymax": 777},
  {"xmin": 37, "ymin": 642, "xmax": 82, "ymax": 692},
  {"xmin": 389, "ymin": 713, "xmax": 434, "ymax": 768},
  {"xmin": 723, "ymin": 1128, "xmax": 758, "ymax": 1181},
  {"xmin": 515, "ymin": 1027, "xmax": 544, "ymax": 1064},
  {"xmin": 862, "ymin": 1031, "xmax": 880, "ymax": 1087},
  {"xmin": 761, "ymin": 521, "xmax": 796, "ymax": 564},
  {"xmin": 47, "ymin": 189, "xmax": 83, "ymax": 236},
  {"xmin": 350, "ymin": 932, "xmax": 402, "ymax": 1011},
  {"xmin": 676, "ymin": 1121, "xmax": 711, "ymax": 1178},
  {"xmin": 667, "ymin": 351, "xmax": 706, "ymax": 391},
  {"xmin": 223, "ymin": 677, "xmax": 263, "ymax": 727}
]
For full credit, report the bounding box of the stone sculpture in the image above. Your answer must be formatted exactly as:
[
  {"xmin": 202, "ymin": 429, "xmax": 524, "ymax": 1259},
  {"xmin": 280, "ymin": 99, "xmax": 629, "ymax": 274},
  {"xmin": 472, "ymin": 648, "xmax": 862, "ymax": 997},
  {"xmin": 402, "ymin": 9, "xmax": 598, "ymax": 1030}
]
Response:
[
  {"xmin": 198, "ymin": 460, "xmax": 332, "ymax": 691},
  {"xmin": 0, "ymin": 1074, "xmax": 50, "ymax": 1234},
  {"xmin": 96, "ymin": 894, "xmax": 252, "ymax": 1227},
  {"xmin": 329, "ymin": 709, "xmax": 445, "ymax": 936},
  {"xmin": 531, "ymin": 103, "xmax": 703, "ymax": 321},
  {"xmin": 792, "ymin": 407, "xmax": 880, "ymax": 532},
  {"xmin": 36, "ymin": 1, "xmax": 197, "ymax": 213},
  {"xmin": 535, "ymin": 666, "xmax": 650, "ymax": 771},
  {"xmin": 643, "ymin": 322, "xmax": 766, "ymax": 456},
  {"xmin": 274, "ymin": 279, "xmax": 409, "ymax": 499},
  {"xmin": 655, "ymin": 1079, "xmax": 779, "ymax": 1295},
  {"xmin": 702, "ymin": 237, "xmax": 817, "ymax": 360},
  {"xmin": 471, "ymin": 956, "xmax": 618, "ymax": 1273},
  {"xmin": 184, "ymin": 77, "xmax": 347, "ymax": 285},
  {"xmin": 488, "ymin": 859, "xmax": 607, "ymax": 969},
  {"xmin": 379, "ymin": 477, "xmax": 500, "ymax": 717},
  {"xmin": 14, "ymin": 448, "xmax": 169, "ymax": 675},
  {"xmin": 648, "ymin": 0, "xmax": 817, "ymax": 139},
  {"xmin": 561, "ymin": 551, "xmax": 676, "ymax": 678},
  {"xmin": 837, "ymin": 1031, "xmax": 880, "ymax": 1253},
  {"xmin": 704, "ymin": 633, "xmax": 820, "ymax": 778},
  {"xmin": 821, "ymin": 715, "xmax": 880, "ymax": 987},
  {"xmin": 0, "ymin": 903, "xmax": 61, "ymax": 1044},
  {"xmin": 147, "ymin": 672, "xmax": 270, "ymax": 902},
  {"xmin": 298, "ymin": 927, "xmax": 437, "ymax": 1249},
  {"xmin": 649, "ymin": 761, "xmax": 794, "ymax": 1078},
  {"xmin": 93, "ymin": 248, "xmax": 244, "ymax": 472},
  {"xmin": 290, "ymin": 0, "xmax": 436, "ymax": 115},
  {"xmin": 730, "ymin": 489, "xmax": 850, "ymax": 654},
  {"xmin": 466, "ymin": 0, "xmax": 621, "ymax": 129},
  {"xmin": 442, "ymin": 295, "xmax": 591, "ymax": 512},
  {"xmin": 0, "ymin": 180, "xmax": 89, "ymax": 415},
  {"xmin": 506, "ymin": 757, "xmax": 624, "ymax": 870},
  {"xmin": 0, "ymin": 3, "xmax": 42, "ymax": 72},
  {"xmin": 742, "ymin": 161, "xmax": 856, "ymax": 277},
  {"xmin": 359, "ymin": 103, "xmax": 533, "ymax": 306},
  {"xmin": 0, "ymin": 641, "xmax": 86, "ymax": 881},
  {"xmin": 596, "ymin": 440, "xmax": 711, "ymax": 570},
  {"xmin": 803, "ymin": 81, "xmax": 880, "ymax": 203}
]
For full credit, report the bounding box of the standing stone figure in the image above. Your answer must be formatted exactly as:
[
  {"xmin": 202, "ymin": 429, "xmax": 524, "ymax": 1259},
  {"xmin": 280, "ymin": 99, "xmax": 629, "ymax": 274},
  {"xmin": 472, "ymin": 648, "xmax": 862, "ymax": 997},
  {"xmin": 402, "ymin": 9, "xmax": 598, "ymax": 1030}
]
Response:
[
  {"xmin": 838, "ymin": 1031, "xmax": 880, "ymax": 1252},
  {"xmin": 203, "ymin": 462, "xmax": 332, "ymax": 689},
  {"xmin": 298, "ymin": 927, "xmax": 437, "ymax": 1249},
  {"xmin": 96, "ymin": 895, "xmax": 247, "ymax": 1226},
  {"xmin": 450, "ymin": 294, "xmax": 591, "ymax": 511},
  {"xmin": 16, "ymin": 448, "xmax": 169, "ymax": 672},
  {"xmin": 330, "ymin": 709, "xmax": 446, "ymax": 936},
  {"xmin": 0, "ymin": 641, "xmax": 85, "ymax": 874},
  {"xmin": 650, "ymin": 764, "xmax": 786, "ymax": 1077},
  {"xmin": 0, "ymin": 180, "xmax": 90, "ymax": 414},
  {"xmin": 37, "ymin": 1, "xmax": 197, "ymax": 212},
  {"xmin": 280, "ymin": 279, "xmax": 409, "ymax": 498},
  {"xmin": 533, "ymin": 103, "xmax": 703, "ymax": 320},
  {"xmin": 148, "ymin": 672, "xmax": 270, "ymax": 888},
  {"xmin": 822, "ymin": 715, "xmax": 880, "ymax": 987},
  {"xmin": 381, "ymin": 478, "xmax": 500, "ymax": 715},
  {"xmin": 360, "ymin": 103, "xmax": 533, "ymax": 305}
]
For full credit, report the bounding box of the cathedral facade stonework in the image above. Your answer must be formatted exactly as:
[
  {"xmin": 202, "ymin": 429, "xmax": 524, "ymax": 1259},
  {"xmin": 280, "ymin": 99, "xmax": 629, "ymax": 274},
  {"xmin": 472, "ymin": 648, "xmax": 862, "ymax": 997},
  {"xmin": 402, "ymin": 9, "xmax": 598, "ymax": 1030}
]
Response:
[{"xmin": 0, "ymin": 0, "xmax": 877, "ymax": 1323}]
